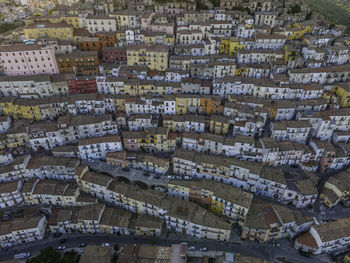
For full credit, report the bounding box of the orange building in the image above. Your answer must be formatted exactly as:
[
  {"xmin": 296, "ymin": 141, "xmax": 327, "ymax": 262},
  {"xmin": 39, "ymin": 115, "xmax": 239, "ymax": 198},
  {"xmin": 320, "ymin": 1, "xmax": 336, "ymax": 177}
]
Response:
[
  {"xmin": 56, "ymin": 51, "xmax": 99, "ymax": 76},
  {"xmin": 77, "ymin": 32, "xmax": 115, "ymax": 56},
  {"xmin": 200, "ymin": 96, "xmax": 224, "ymax": 115}
]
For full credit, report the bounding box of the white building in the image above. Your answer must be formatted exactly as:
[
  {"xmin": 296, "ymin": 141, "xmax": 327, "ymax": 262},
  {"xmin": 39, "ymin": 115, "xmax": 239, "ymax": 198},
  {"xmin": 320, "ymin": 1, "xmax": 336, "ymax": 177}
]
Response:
[
  {"xmin": 0, "ymin": 180, "xmax": 23, "ymax": 208},
  {"xmin": 85, "ymin": 15, "xmax": 117, "ymax": 34},
  {"xmin": 270, "ymin": 120, "xmax": 311, "ymax": 144},
  {"xmin": 78, "ymin": 135, "xmax": 123, "ymax": 160},
  {"xmin": 295, "ymin": 218, "xmax": 350, "ymax": 255},
  {"xmin": 0, "ymin": 213, "xmax": 47, "ymax": 248}
]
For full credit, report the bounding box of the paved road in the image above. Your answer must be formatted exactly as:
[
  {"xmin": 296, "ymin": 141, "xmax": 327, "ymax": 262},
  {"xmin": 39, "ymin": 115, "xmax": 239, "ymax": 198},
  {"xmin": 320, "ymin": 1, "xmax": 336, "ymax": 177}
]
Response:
[
  {"xmin": 83, "ymin": 160, "xmax": 168, "ymax": 187},
  {"xmin": 0, "ymin": 232, "xmax": 331, "ymax": 263}
]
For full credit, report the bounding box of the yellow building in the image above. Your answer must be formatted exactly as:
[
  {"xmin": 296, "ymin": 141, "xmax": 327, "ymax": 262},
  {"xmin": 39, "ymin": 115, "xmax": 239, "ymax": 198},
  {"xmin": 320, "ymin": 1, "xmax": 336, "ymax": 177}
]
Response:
[
  {"xmin": 293, "ymin": 22, "xmax": 312, "ymax": 34},
  {"xmin": 175, "ymin": 95, "xmax": 188, "ymax": 115},
  {"xmin": 275, "ymin": 26, "xmax": 307, "ymax": 40},
  {"xmin": 209, "ymin": 115, "xmax": 230, "ymax": 135},
  {"xmin": 24, "ymin": 21, "xmax": 74, "ymax": 41},
  {"xmin": 115, "ymin": 30, "xmax": 126, "ymax": 42},
  {"xmin": 283, "ymin": 44, "xmax": 299, "ymax": 62},
  {"xmin": 143, "ymin": 32, "xmax": 175, "ymax": 46},
  {"xmin": 220, "ymin": 37, "xmax": 245, "ymax": 56},
  {"xmin": 123, "ymin": 80, "xmax": 155, "ymax": 96},
  {"xmin": 332, "ymin": 83, "xmax": 350, "ymax": 107},
  {"xmin": 0, "ymin": 97, "xmax": 21, "ymax": 119},
  {"xmin": 210, "ymin": 198, "xmax": 224, "ymax": 215},
  {"xmin": 164, "ymin": 35, "xmax": 175, "ymax": 46},
  {"xmin": 113, "ymin": 11, "xmax": 139, "ymax": 29},
  {"xmin": 15, "ymin": 99, "xmax": 41, "ymax": 120},
  {"xmin": 24, "ymin": 15, "xmax": 81, "ymax": 28},
  {"xmin": 144, "ymin": 127, "xmax": 169, "ymax": 152},
  {"xmin": 168, "ymin": 182, "xmax": 190, "ymax": 196},
  {"xmin": 127, "ymin": 44, "xmax": 168, "ymax": 71}
]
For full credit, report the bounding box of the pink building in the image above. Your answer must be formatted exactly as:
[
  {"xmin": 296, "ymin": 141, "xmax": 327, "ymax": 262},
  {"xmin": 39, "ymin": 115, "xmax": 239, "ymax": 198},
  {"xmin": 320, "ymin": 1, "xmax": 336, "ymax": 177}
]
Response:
[
  {"xmin": 147, "ymin": 23, "xmax": 174, "ymax": 35},
  {"xmin": 141, "ymin": 13, "xmax": 155, "ymax": 30},
  {"xmin": 122, "ymin": 131, "xmax": 144, "ymax": 152},
  {"xmin": 0, "ymin": 43, "xmax": 59, "ymax": 76}
]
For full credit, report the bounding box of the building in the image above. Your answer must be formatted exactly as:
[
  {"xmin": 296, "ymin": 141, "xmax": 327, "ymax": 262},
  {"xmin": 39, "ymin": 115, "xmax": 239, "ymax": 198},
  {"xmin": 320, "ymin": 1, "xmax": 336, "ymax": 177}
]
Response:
[
  {"xmin": 0, "ymin": 180, "xmax": 23, "ymax": 208},
  {"xmin": 270, "ymin": 121, "xmax": 312, "ymax": 144},
  {"xmin": 79, "ymin": 245, "xmax": 113, "ymax": 263},
  {"xmin": 85, "ymin": 15, "xmax": 117, "ymax": 34},
  {"xmin": 24, "ymin": 179, "xmax": 83, "ymax": 207},
  {"xmin": 242, "ymin": 198, "xmax": 313, "ymax": 243},
  {"xmin": 67, "ymin": 76, "xmax": 97, "ymax": 94},
  {"xmin": 56, "ymin": 51, "xmax": 99, "ymax": 76},
  {"xmin": 78, "ymin": 135, "xmax": 123, "ymax": 160},
  {"xmin": 168, "ymin": 179, "xmax": 253, "ymax": 224},
  {"xmin": 332, "ymin": 82, "xmax": 350, "ymax": 108},
  {"xmin": 102, "ymin": 47, "xmax": 127, "ymax": 64},
  {"xmin": 77, "ymin": 32, "xmax": 116, "ymax": 56},
  {"xmin": 295, "ymin": 217, "xmax": 350, "ymax": 255},
  {"xmin": 25, "ymin": 156, "xmax": 80, "ymax": 180},
  {"xmin": 320, "ymin": 171, "xmax": 350, "ymax": 208},
  {"xmin": 0, "ymin": 44, "xmax": 59, "ymax": 76},
  {"xmin": 0, "ymin": 211, "xmax": 47, "ymax": 248},
  {"xmin": 24, "ymin": 22, "xmax": 74, "ymax": 41},
  {"xmin": 127, "ymin": 44, "xmax": 168, "ymax": 71}
]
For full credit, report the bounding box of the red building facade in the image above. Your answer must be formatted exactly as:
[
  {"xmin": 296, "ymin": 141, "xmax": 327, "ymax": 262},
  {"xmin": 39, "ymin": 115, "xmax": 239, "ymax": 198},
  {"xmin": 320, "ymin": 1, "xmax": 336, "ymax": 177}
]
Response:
[
  {"xmin": 102, "ymin": 46, "xmax": 127, "ymax": 63},
  {"xmin": 67, "ymin": 76, "xmax": 97, "ymax": 94}
]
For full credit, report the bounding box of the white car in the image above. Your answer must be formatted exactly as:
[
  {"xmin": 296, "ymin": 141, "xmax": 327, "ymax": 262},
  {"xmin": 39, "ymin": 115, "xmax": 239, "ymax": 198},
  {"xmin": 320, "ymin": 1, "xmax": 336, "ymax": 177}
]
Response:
[
  {"xmin": 101, "ymin": 243, "xmax": 110, "ymax": 247},
  {"xmin": 200, "ymin": 247, "xmax": 208, "ymax": 252},
  {"xmin": 188, "ymin": 246, "xmax": 195, "ymax": 251},
  {"xmin": 57, "ymin": 245, "xmax": 66, "ymax": 250}
]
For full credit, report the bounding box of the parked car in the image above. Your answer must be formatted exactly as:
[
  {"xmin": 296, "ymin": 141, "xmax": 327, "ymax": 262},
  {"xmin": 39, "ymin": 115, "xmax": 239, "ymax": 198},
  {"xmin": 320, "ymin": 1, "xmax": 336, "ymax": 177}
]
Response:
[
  {"xmin": 153, "ymin": 175, "xmax": 161, "ymax": 179},
  {"xmin": 53, "ymin": 233, "xmax": 62, "ymax": 238},
  {"xmin": 188, "ymin": 246, "xmax": 195, "ymax": 251},
  {"xmin": 57, "ymin": 246, "xmax": 66, "ymax": 251},
  {"xmin": 122, "ymin": 167, "xmax": 130, "ymax": 172},
  {"xmin": 143, "ymin": 172, "xmax": 150, "ymax": 177},
  {"xmin": 102, "ymin": 243, "xmax": 110, "ymax": 247},
  {"xmin": 167, "ymin": 175, "xmax": 174, "ymax": 180},
  {"xmin": 200, "ymin": 247, "xmax": 208, "ymax": 252},
  {"xmin": 80, "ymin": 242, "xmax": 87, "ymax": 247}
]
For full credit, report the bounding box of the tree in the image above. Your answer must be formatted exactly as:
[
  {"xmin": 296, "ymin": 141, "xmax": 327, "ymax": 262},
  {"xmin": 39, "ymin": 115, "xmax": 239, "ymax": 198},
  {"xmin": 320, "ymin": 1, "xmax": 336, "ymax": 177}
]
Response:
[
  {"xmin": 0, "ymin": 23, "xmax": 22, "ymax": 34},
  {"xmin": 27, "ymin": 247, "xmax": 61, "ymax": 263},
  {"xmin": 195, "ymin": 0, "xmax": 209, "ymax": 10},
  {"xmin": 209, "ymin": 0, "xmax": 220, "ymax": 7},
  {"xmin": 232, "ymin": 5, "xmax": 246, "ymax": 12},
  {"xmin": 289, "ymin": 4, "xmax": 301, "ymax": 14},
  {"xmin": 113, "ymin": 244, "xmax": 119, "ymax": 251},
  {"xmin": 306, "ymin": 12, "xmax": 312, "ymax": 20}
]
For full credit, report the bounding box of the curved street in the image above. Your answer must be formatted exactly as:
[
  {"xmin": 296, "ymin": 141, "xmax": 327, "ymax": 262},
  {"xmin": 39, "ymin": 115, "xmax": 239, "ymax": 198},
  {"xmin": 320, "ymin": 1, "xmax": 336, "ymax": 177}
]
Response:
[{"xmin": 0, "ymin": 232, "xmax": 331, "ymax": 263}]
